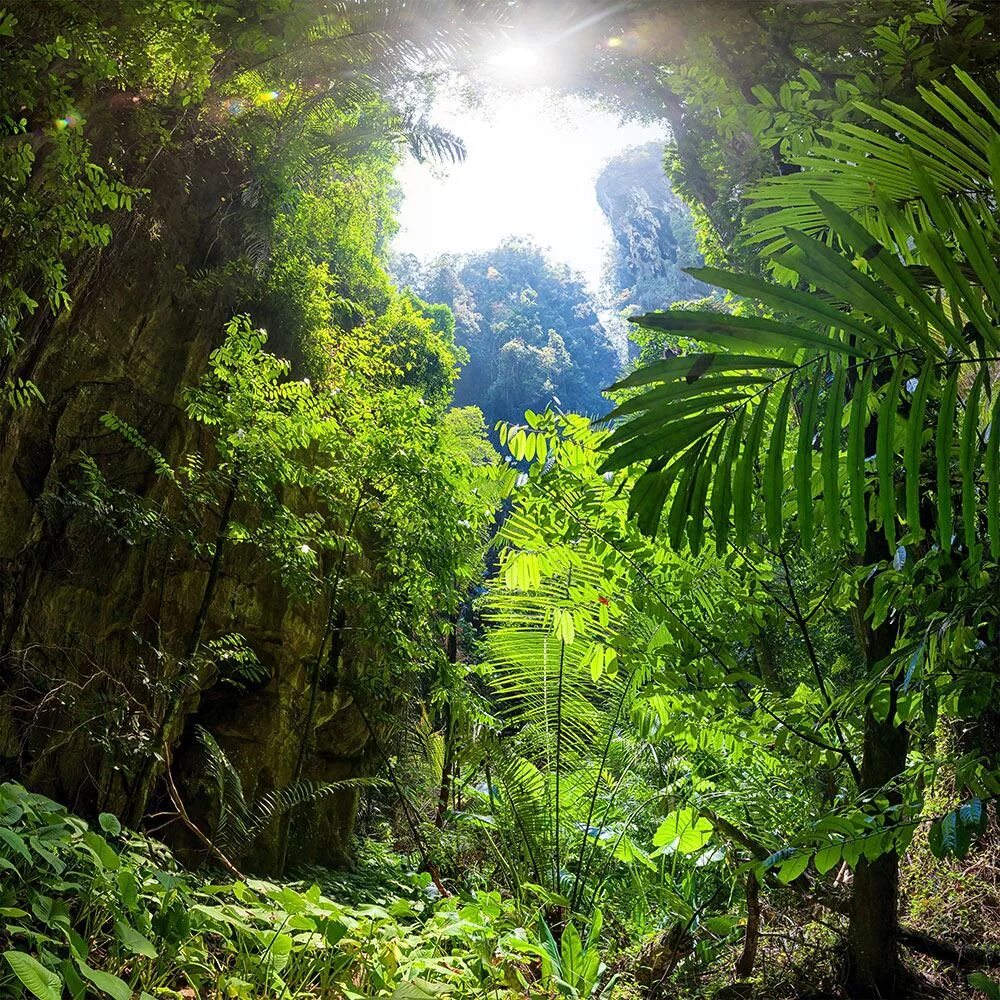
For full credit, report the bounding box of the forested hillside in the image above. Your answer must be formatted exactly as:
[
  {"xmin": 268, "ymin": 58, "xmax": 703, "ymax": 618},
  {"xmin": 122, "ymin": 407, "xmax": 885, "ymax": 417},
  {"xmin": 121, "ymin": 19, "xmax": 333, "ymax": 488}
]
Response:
[
  {"xmin": 1, "ymin": 3, "xmax": 999, "ymax": 1000},
  {"xmin": 396, "ymin": 241, "xmax": 620, "ymax": 430}
]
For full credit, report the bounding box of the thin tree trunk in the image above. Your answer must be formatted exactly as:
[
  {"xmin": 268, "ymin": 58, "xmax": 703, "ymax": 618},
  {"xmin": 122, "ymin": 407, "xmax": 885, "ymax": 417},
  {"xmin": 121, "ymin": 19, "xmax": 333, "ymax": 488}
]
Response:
[
  {"xmin": 434, "ymin": 622, "xmax": 458, "ymax": 829},
  {"xmin": 185, "ymin": 470, "xmax": 239, "ymax": 660},
  {"xmin": 846, "ymin": 526, "xmax": 906, "ymax": 998},
  {"xmin": 735, "ymin": 870, "xmax": 760, "ymax": 980},
  {"xmin": 125, "ymin": 470, "xmax": 239, "ymax": 827},
  {"xmin": 847, "ymin": 703, "xmax": 908, "ymax": 997}
]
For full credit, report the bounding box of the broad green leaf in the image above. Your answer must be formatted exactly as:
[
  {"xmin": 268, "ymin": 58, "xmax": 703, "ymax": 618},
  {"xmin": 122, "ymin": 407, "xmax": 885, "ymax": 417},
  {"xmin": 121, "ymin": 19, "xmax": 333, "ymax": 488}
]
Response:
[
  {"xmin": 629, "ymin": 461, "xmax": 678, "ymax": 537},
  {"xmin": 987, "ymin": 388, "xmax": 1000, "ymax": 557},
  {"xmin": 3, "ymin": 951, "xmax": 62, "ymax": 1000},
  {"xmin": 688, "ymin": 430, "xmax": 725, "ymax": 555},
  {"xmin": 779, "ymin": 229, "xmax": 925, "ymax": 346},
  {"xmin": 713, "ymin": 409, "xmax": 744, "ymax": 554},
  {"xmin": 688, "ymin": 266, "xmax": 895, "ymax": 351},
  {"xmin": 605, "ymin": 391, "xmax": 750, "ymax": 446},
  {"xmin": 115, "ymin": 919, "xmax": 157, "ymax": 958},
  {"xmin": 777, "ymin": 851, "xmax": 810, "ymax": 884},
  {"xmin": 813, "ymin": 843, "xmax": 842, "ymax": 875},
  {"xmin": 666, "ymin": 439, "xmax": 707, "ymax": 549},
  {"xmin": 0, "ymin": 826, "xmax": 31, "ymax": 861},
  {"xmin": 652, "ymin": 808, "xmax": 713, "ymax": 855},
  {"xmin": 734, "ymin": 393, "xmax": 769, "ymax": 545},
  {"xmin": 630, "ymin": 309, "xmax": 861, "ymax": 356},
  {"xmin": 968, "ymin": 973, "xmax": 1000, "ymax": 1000},
  {"xmin": 765, "ymin": 379, "xmax": 794, "ymax": 547},
  {"xmin": 608, "ymin": 375, "xmax": 769, "ymax": 418},
  {"xmin": 609, "ymin": 353, "xmax": 792, "ymax": 392},
  {"xmin": 98, "ymin": 813, "xmax": 121, "ymax": 837},
  {"xmin": 75, "ymin": 960, "xmax": 135, "ymax": 1000},
  {"xmin": 811, "ymin": 192, "xmax": 958, "ymax": 355},
  {"xmin": 117, "ymin": 870, "xmax": 139, "ymax": 912},
  {"xmin": 600, "ymin": 412, "xmax": 725, "ymax": 473}
]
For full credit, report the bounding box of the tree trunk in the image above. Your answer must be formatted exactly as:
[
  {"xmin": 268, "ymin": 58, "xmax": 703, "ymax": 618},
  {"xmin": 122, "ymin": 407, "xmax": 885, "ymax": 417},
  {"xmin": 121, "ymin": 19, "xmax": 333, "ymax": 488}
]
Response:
[
  {"xmin": 434, "ymin": 622, "xmax": 458, "ymax": 828},
  {"xmin": 846, "ymin": 526, "xmax": 906, "ymax": 998},
  {"xmin": 846, "ymin": 704, "xmax": 908, "ymax": 997}
]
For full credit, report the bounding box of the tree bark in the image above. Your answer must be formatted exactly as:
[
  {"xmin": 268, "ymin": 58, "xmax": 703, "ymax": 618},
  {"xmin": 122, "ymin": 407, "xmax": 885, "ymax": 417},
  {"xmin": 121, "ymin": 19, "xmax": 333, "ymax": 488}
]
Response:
[
  {"xmin": 846, "ymin": 527, "xmax": 906, "ymax": 998},
  {"xmin": 846, "ymin": 703, "xmax": 908, "ymax": 998},
  {"xmin": 735, "ymin": 870, "xmax": 760, "ymax": 980}
]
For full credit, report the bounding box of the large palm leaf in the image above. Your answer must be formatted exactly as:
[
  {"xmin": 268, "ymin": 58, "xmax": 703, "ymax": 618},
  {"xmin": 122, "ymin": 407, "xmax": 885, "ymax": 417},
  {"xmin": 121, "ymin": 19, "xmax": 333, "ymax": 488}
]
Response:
[
  {"xmin": 603, "ymin": 76, "xmax": 1000, "ymax": 559},
  {"xmin": 745, "ymin": 70, "xmax": 1000, "ymax": 260}
]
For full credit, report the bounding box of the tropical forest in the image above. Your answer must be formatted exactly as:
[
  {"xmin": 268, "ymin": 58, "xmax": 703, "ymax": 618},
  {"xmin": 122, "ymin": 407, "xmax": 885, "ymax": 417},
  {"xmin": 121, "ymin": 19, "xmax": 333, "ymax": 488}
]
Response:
[{"xmin": 1, "ymin": 2, "xmax": 999, "ymax": 998}]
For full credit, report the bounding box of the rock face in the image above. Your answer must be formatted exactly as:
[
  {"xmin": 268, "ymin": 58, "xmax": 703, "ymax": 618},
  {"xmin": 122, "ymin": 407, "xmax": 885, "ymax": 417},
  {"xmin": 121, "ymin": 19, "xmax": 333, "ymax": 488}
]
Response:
[
  {"xmin": 0, "ymin": 140, "xmax": 369, "ymax": 871},
  {"xmin": 596, "ymin": 143, "xmax": 706, "ymax": 322}
]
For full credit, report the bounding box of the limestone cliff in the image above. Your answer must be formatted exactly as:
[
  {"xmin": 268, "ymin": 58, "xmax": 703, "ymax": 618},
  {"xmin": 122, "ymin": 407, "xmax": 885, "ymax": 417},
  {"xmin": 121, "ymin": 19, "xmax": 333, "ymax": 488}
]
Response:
[
  {"xmin": 596, "ymin": 143, "xmax": 707, "ymax": 324},
  {"xmin": 0, "ymin": 138, "xmax": 372, "ymax": 871}
]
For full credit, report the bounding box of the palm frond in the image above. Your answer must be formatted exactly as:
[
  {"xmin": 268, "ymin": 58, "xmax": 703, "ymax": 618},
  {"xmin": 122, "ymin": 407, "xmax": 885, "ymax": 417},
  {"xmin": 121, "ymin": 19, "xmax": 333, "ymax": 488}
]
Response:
[{"xmin": 604, "ymin": 86, "xmax": 1000, "ymax": 558}]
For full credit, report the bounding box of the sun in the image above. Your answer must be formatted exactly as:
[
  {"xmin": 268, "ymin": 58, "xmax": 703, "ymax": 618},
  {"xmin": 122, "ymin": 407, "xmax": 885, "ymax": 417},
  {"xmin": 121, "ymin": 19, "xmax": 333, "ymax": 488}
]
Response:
[{"xmin": 488, "ymin": 43, "xmax": 542, "ymax": 82}]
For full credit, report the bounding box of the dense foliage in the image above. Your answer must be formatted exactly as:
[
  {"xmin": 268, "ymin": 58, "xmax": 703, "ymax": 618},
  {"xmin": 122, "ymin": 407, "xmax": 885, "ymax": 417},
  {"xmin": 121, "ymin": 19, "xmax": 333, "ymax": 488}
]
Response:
[
  {"xmin": 396, "ymin": 240, "xmax": 620, "ymax": 431},
  {"xmin": 1, "ymin": 3, "xmax": 999, "ymax": 1000}
]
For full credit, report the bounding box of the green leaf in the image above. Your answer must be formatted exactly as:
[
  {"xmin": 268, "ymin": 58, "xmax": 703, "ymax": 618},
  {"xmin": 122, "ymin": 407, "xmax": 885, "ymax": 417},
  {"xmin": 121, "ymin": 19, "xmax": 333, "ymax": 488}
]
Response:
[
  {"xmin": 98, "ymin": 813, "xmax": 121, "ymax": 837},
  {"xmin": 987, "ymin": 388, "xmax": 1000, "ymax": 558},
  {"xmin": 600, "ymin": 412, "xmax": 725, "ymax": 474},
  {"xmin": 822, "ymin": 364, "xmax": 847, "ymax": 548},
  {"xmin": 687, "ymin": 266, "xmax": 896, "ymax": 351},
  {"xmin": 713, "ymin": 409, "xmax": 744, "ymax": 554},
  {"xmin": 765, "ymin": 379, "xmax": 794, "ymax": 547},
  {"xmin": 610, "ymin": 375, "xmax": 772, "ymax": 415},
  {"xmin": 609, "ymin": 353, "xmax": 791, "ymax": 391},
  {"xmin": 652, "ymin": 808, "xmax": 713, "ymax": 855},
  {"xmin": 814, "ymin": 843, "xmax": 842, "ymax": 875},
  {"xmin": 735, "ymin": 393, "xmax": 769, "ymax": 545},
  {"xmin": 904, "ymin": 359, "xmax": 934, "ymax": 536},
  {"xmin": 632, "ymin": 307, "xmax": 863, "ymax": 356},
  {"xmin": 810, "ymin": 192, "xmax": 958, "ymax": 355},
  {"xmin": 877, "ymin": 361, "xmax": 906, "ymax": 550},
  {"xmin": 960, "ymin": 366, "xmax": 986, "ymax": 551},
  {"xmin": 688, "ymin": 430, "xmax": 725, "ymax": 555},
  {"xmin": 779, "ymin": 229, "xmax": 926, "ymax": 347},
  {"xmin": 968, "ymin": 973, "xmax": 1000, "ymax": 1000},
  {"xmin": 115, "ymin": 919, "xmax": 157, "ymax": 958},
  {"xmin": 848, "ymin": 364, "xmax": 875, "ymax": 547},
  {"xmin": 936, "ymin": 366, "xmax": 960, "ymax": 549},
  {"xmin": 666, "ymin": 439, "xmax": 707, "ymax": 549},
  {"xmin": 0, "ymin": 826, "xmax": 32, "ymax": 862},
  {"xmin": 116, "ymin": 870, "xmax": 139, "ymax": 912},
  {"xmin": 75, "ymin": 960, "xmax": 131, "ymax": 1000},
  {"xmin": 3, "ymin": 951, "xmax": 62, "ymax": 1000},
  {"xmin": 777, "ymin": 851, "xmax": 810, "ymax": 884},
  {"xmin": 795, "ymin": 371, "xmax": 823, "ymax": 549},
  {"xmin": 605, "ymin": 391, "xmax": 750, "ymax": 445},
  {"xmin": 629, "ymin": 462, "xmax": 678, "ymax": 537},
  {"xmin": 82, "ymin": 831, "xmax": 119, "ymax": 871}
]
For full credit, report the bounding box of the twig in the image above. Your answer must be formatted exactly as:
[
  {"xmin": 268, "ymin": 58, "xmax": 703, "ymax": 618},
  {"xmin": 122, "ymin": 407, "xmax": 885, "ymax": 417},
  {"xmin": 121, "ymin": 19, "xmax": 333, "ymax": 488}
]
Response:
[{"xmin": 163, "ymin": 743, "xmax": 245, "ymax": 880}]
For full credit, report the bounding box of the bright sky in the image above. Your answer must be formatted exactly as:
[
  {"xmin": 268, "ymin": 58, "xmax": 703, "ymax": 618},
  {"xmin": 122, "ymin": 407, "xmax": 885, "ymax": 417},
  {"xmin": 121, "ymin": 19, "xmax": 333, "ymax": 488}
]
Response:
[{"xmin": 393, "ymin": 85, "xmax": 665, "ymax": 291}]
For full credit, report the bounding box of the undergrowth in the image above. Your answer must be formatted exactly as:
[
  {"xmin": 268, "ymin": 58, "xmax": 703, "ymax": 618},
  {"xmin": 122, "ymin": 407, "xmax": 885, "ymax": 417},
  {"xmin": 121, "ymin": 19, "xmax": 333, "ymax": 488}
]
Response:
[{"xmin": 0, "ymin": 782, "xmax": 618, "ymax": 999}]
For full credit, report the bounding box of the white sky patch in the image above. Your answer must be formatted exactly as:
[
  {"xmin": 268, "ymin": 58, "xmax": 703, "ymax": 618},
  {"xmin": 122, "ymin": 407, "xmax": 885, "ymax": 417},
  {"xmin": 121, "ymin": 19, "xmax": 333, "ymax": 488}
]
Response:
[{"xmin": 393, "ymin": 87, "xmax": 664, "ymax": 290}]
